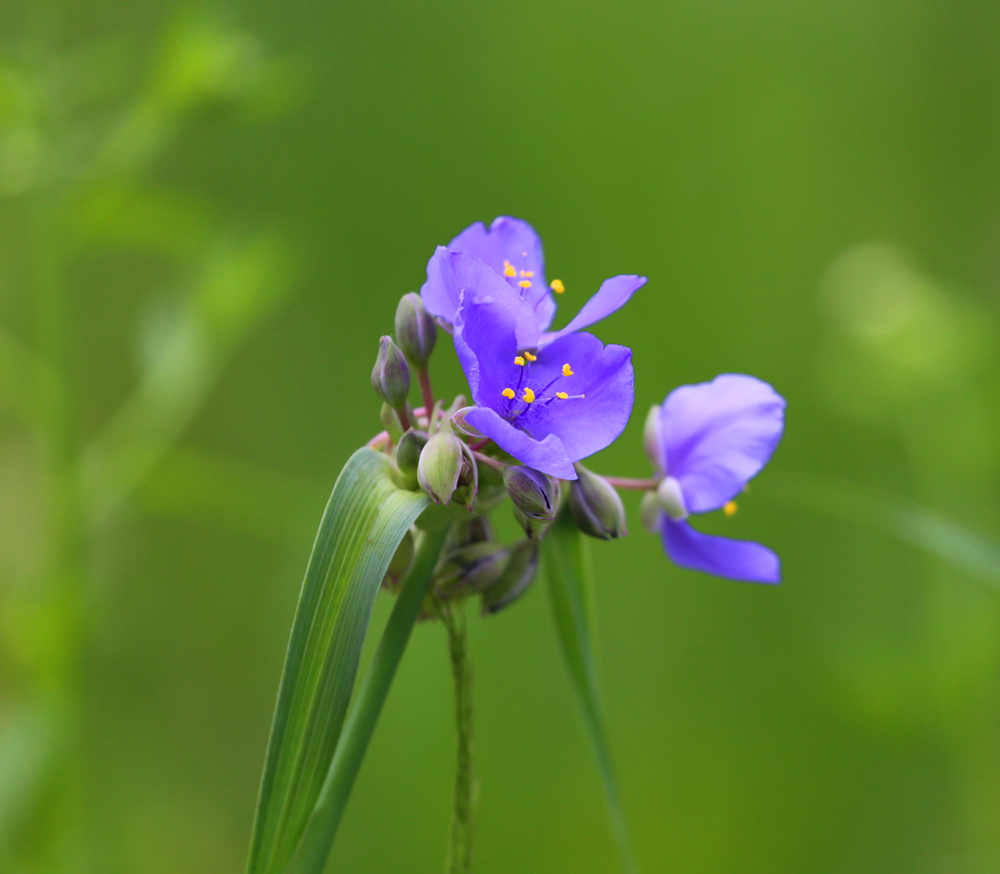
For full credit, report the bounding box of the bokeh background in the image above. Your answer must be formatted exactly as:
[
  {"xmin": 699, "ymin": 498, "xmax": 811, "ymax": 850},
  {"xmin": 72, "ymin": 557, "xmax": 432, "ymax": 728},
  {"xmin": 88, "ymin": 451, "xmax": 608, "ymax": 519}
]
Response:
[{"xmin": 3, "ymin": 1, "xmax": 1000, "ymax": 872}]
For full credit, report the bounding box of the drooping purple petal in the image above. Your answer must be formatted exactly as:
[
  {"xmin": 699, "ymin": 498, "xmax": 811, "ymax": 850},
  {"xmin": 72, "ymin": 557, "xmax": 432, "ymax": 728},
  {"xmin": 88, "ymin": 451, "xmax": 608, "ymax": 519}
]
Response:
[
  {"xmin": 453, "ymin": 294, "xmax": 519, "ymax": 408},
  {"xmin": 518, "ymin": 332, "xmax": 634, "ymax": 462},
  {"xmin": 448, "ymin": 217, "xmax": 554, "ymax": 330},
  {"xmin": 659, "ymin": 374, "xmax": 785, "ymax": 514},
  {"xmin": 464, "ymin": 406, "xmax": 577, "ymax": 479},
  {"xmin": 661, "ymin": 517, "xmax": 780, "ymax": 584},
  {"xmin": 421, "ymin": 249, "xmax": 540, "ymax": 349},
  {"xmin": 540, "ymin": 274, "xmax": 647, "ymax": 346}
]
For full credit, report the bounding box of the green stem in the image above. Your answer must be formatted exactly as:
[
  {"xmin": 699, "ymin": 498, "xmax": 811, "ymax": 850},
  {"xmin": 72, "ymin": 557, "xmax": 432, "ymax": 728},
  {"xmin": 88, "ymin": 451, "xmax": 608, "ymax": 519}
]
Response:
[
  {"xmin": 287, "ymin": 522, "xmax": 450, "ymax": 872},
  {"xmin": 442, "ymin": 602, "xmax": 477, "ymax": 874}
]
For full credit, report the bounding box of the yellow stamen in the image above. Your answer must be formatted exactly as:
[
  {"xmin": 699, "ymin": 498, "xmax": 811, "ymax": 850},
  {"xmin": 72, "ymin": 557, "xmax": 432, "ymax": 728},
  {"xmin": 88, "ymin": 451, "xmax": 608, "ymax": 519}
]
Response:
[
  {"xmin": 503, "ymin": 260, "xmax": 516, "ymax": 278},
  {"xmin": 518, "ymin": 279, "xmax": 532, "ymax": 289},
  {"xmin": 520, "ymin": 270, "xmax": 534, "ymax": 278},
  {"xmin": 550, "ymin": 279, "xmax": 565, "ymax": 294},
  {"xmin": 524, "ymin": 351, "xmax": 537, "ymax": 362},
  {"xmin": 562, "ymin": 363, "xmax": 574, "ymax": 377},
  {"xmin": 723, "ymin": 501, "xmax": 738, "ymax": 517},
  {"xmin": 523, "ymin": 388, "xmax": 535, "ymax": 403},
  {"xmin": 514, "ymin": 356, "xmax": 525, "ymax": 366},
  {"xmin": 556, "ymin": 392, "xmax": 569, "ymax": 400},
  {"xmin": 501, "ymin": 387, "xmax": 515, "ymax": 399}
]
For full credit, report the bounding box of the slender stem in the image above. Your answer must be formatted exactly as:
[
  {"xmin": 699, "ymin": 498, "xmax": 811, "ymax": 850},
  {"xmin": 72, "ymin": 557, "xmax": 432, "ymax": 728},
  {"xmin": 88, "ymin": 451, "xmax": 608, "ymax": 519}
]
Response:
[
  {"xmin": 395, "ymin": 405, "xmax": 412, "ymax": 432},
  {"xmin": 602, "ymin": 476, "xmax": 660, "ymax": 491},
  {"xmin": 442, "ymin": 602, "xmax": 476, "ymax": 874},
  {"xmin": 468, "ymin": 437, "xmax": 491, "ymax": 452},
  {"xmin": 418, "ymin": 367, "xmax": 435, "ymax": 417},
  {"xmin": 472, "ymin": 451, "xmax": 506, "ymax": 474}
]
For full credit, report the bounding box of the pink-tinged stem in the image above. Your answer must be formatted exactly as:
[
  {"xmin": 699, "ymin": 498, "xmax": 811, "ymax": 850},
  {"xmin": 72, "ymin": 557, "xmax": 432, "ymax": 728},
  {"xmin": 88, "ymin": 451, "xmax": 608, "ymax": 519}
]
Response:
[
  {"xmin": 602, "ymin": 476, "xmax": 660, "ymax": 491},
  {"xmin": 468, "ymin": 437, "xmax": 491, "ymax": 451},
  {"xmin": 472, "ymin": 451, "xmax": 506, "ymax": 474},
  {"xmin": 417, "ymin": 368, "xmax": 434, "ymax": 419},
  {"xmin": 368, "ymin": 431, "xmax": 390, "ymax": 450}
]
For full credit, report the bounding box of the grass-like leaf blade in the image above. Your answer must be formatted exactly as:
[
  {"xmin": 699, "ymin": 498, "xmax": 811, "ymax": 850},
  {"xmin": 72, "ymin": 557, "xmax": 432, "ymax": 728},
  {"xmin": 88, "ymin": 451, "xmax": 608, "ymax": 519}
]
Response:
[
  {"xmin": 246, "ymin": 447, "xmax": 429, "ymax": 874},
  {"xmin": 542, "ymin": 511, "xmax": 639, "ymax": 874}
]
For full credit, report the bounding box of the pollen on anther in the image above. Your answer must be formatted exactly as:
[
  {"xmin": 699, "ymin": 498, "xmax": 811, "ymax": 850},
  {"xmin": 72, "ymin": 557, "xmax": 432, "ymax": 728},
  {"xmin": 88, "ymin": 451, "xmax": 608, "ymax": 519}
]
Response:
[
  {"xmin": 723, "ymin": 501, "xmax": 738, "ymax": 517},
  {"xmin": 550, "ymin": 279, "xmax": 565, "ymax": 294},
  {"xmin": 518, "ymin": 279, "xmax": 532, "ymax": 289},
  {"xmin": 519, "ymin": 270, "xmax": 534, "ymax": 278},
  {"xmin": 562, "ymin": 363, "xmax": 574, "ymax": 377},
  {"xmin": 502, "ymin": 388, "xmax": 515, "ymax": 399},
  {"xmin": 503, "ymin": 260, "xmax": 516, "ymax": 278},
  {"xmin": 556, "ymin": 392, "xmax": 569, "ymax": 400},
  {"xmin": 514, "ymin": 356, "xmax": 525, "ymax": 366},
  {"xmin": 523, "ymin": 388, "xmax": 535, "ymax": 403},
  {"xmin": 524, "ymin": 351, "xmax": 537, "ymax": 362}
]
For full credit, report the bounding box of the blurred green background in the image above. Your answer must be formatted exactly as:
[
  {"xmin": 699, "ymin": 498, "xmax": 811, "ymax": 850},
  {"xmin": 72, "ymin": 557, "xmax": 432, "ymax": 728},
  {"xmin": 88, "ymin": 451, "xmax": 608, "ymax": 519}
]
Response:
[{"xmin": 3, "ymin": 0, "xmax": 1000, "ymax": 871}]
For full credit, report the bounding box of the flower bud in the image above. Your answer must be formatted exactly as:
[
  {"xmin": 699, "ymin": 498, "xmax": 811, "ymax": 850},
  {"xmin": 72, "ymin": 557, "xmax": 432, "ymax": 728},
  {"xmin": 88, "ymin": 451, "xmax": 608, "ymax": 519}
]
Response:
[
  {"xmin": 643, "ymin": 404, "xmax": 663, "ymax": 471},
  {"xmin": 371, "ymin": 335, "xmax": 410, "ymax": 409},
  {"xmin": 417, "ymin": 428, "xmax": 478, "ymax": 507},
  {"xmin": 640, "ymin": 489, "xmax": 663, "ymax": 534},
  {"xmin": 569, "ymin": 464, "xmax": 627, "ymax": 540},
  {"xmin": 481, "ymin": 539, "xmax": 540, "ymax": 615},
  {"xmin": 434, "ymin": 542, "xmax": 509, "ymax": 597},
  {"xmin": 502, "ymin": 465, "xmax": 557, "ymax": 521},
  {"xmin": 394, "ymin": 292, "xmax": 437, "ymax": 369},
  {"xmin": 395, "ymin": 429, "xmax": 427, "ymax": 479},
  {"xmin": 655, "ymin": 475, "xmax": 688, "ymax": 521}
]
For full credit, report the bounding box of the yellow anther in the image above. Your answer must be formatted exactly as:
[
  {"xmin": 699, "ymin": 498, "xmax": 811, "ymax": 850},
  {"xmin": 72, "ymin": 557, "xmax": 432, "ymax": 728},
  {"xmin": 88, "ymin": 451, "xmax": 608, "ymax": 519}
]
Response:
[
  {"xmin": 524, "ymin": 351, "xmax": 537, "ymax": 362},
  {"xmin": 514, "ymin": 356, "xmax": 525, "ymax": 366},
  {"xmin": 562, "ymin": 363, "xmax": 574, "ymax": 377},
  {"xmin": 519, "ymin": 270, "xmax": 534, "ymax": 278},
  {"xmin": 518, "ymin": 279, "xmax": 532, "ymax": 289},
  {"xmin": 503, "ymin": 260, "xmax": 516, "ymax": 278},
  {"xmin": 723, "ymin": 501, "xmax": 738, "ymax": 517},
  {"xmin": 523, "ymin": 388, "xmax": 535, "ymax": 403},
  {"xmin": 556, "ymin": 392, "xmax": 569, "ymax": 400},
  {"xmin": 550, "ymin": 279, "xmax": 565, "ymax": 294},
  {"xmin": 502, "ymin": 387, "xmax": 515, "ymax": 400}
]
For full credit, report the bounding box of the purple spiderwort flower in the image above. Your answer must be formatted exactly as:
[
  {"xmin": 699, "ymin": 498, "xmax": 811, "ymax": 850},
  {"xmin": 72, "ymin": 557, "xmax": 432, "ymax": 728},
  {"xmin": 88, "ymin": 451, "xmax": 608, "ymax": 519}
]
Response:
[
  {"xmin": 453, "ymin": 294, "xmax": 634, "ymax": 480},
  {"xmin": 421, "ymin": 216, "xmax": 647, "ymax": 349},
  {"xmin": 647, "ymin": 374, "xmax": 785, "ymax": 583}
]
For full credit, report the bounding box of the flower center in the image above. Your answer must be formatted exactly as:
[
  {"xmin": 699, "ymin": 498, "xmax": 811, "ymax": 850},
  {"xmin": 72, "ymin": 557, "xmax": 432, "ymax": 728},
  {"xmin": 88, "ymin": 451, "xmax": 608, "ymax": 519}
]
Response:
[{"xmin": 498, "ymin": 351, "xmax": 585, "ymax": 427}]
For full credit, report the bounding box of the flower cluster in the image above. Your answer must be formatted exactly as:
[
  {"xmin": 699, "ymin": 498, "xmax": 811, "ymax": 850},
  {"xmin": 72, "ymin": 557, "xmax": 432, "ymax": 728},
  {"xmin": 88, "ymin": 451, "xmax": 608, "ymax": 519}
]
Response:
[{"xmin": 372, "ymin": 216, "xmax": 785, "ymax": 608}]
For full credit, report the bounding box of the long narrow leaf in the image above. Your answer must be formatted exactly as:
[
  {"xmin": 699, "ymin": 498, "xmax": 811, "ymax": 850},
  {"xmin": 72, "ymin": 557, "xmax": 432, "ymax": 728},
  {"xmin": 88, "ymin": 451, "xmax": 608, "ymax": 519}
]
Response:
[
  {"xmin": 289, "ymin": 522, "xmax": 451, "ymax": 872},
  {"xmin": 246, "ymin": 447, "xmax": 429, "ymax": 874},
  {"xmin": 542, "ymin": 511, "xmax": 638, "ymax": 874}
]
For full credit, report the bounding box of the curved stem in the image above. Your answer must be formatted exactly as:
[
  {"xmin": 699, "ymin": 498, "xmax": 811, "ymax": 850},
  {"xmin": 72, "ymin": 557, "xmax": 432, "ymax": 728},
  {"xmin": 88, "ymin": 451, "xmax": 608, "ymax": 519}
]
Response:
[
  {"xmin": 472, "ymin": 451, "xmax": 506, "ymax": 474},
  {"xmin": 418, "ymin": 367, "xmax": 435, "ymax": 417},
  {"xmin": 442, "ymin": 602, "xmax": 476, "ymax": 874},
  {"xmin": 602, "ymin": 476, "xmax": 660, "ymax": 491}
]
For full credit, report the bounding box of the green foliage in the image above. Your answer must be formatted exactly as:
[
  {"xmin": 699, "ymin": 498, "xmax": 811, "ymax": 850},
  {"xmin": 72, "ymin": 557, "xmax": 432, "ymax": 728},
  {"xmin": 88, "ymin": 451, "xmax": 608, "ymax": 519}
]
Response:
[
  {"xmin": 542, "ymin": 511, "xmax": 637, "ymax": 874},
  {"xmin": 246, "ymin": 448, "xmax": 429, "ymax": 874}
]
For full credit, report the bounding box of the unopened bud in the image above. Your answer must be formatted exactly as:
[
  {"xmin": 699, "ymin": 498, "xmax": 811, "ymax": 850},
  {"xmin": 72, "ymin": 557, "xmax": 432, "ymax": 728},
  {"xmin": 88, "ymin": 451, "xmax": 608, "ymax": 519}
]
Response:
[
  {"xmin": 395, "ymin": 292, "xmax": 437, "ymax": 368},
  {"xmin": 503, "ymin": 465, "xmax": 557, "ymax": 521},
  {"xmin": 395, "ymin": 429, "xmax": 427, "ymax": 480},
  {"xmin": 372, "ymin": 335, "xmax": 410, "ymax": 409},
  {"xmin": 640, "ymin": 489, "xmax": 663, "ymax": 534},
  {"xmin": 481, "ymin": 539, "xmax": 540, "ymax": 615},
  {"xmin": 435, "ymin": 542, "xmax": 509, "ymax": 596},
  {"xmin": 569, "ymin": 464, "xmax": 627, "ymax": 540},
  {"xmin": 417, "ymin": 428, "xmax": 477, "ymax": 507},
  {"xmin": 655, "ymin": 476, "xmax": 688, "ymax": 521},
  {"xmin": 643, "ymin": 404, "xmax": 663, "ymax": 471}
]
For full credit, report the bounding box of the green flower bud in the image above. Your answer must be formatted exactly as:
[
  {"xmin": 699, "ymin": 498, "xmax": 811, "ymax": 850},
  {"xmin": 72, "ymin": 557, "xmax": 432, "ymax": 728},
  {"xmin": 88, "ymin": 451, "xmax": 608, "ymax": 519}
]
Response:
[
  {"xmin": 435, "ymin": 541, "xmax": 509, "ymax": 597},
  {"xmin": 417, "ymin": 428, "xmax": 477, "ymax": 507},
  {"xmin": 643, "ymin": 404, "xmax": 663, "ymax": 471},
  {"xmin": 371, "ymin": 335, "xmax": 410, "ymax": 409},
  {"xmin": 394, "ymin": 292, "xmax": 437, "ymax": 368},
  {"xmin": 655, "ymin": 476, "xmax": 688, "ymax": 521},
  {"xmin": 481, "ymin": 539, "xmax": 540, "ymax": 615},
  {"xmin": 395, "ymin": 429, "xmax": 427, "ymax": 480},
  {"xmin": 569, "ymin": 463, "xmax": 627, "ymax": 540},
  {"xmin": 503, "ymin": 465, "xmax": 557, "ymax": 521},
  {"xmin": 640, "ymin": 489, "xmax": 663, "ymax": 534}
]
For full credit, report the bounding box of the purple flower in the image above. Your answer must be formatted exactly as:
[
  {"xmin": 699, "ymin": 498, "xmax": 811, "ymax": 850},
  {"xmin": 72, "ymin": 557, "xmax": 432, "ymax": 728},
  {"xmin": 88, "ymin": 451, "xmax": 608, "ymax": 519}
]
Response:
[
  {"xmin": 421, "ymin": 216, "xmax": 647, "ymax": 349},
  {"xmin": 453, "ymin": 295, "xmax": 634, "ymax": 480},
  {"xmin": 647, "ymin": 375, "xmax": 785, "ymax": 584}
]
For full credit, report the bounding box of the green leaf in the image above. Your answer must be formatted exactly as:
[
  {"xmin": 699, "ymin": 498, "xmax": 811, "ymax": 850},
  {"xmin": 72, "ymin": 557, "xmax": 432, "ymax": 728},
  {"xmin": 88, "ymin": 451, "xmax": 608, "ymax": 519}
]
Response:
[
  {"xmin": 542, "ymin": 511, "xmax": 639, "ymax": 874},
  {"xmin": 246, "ymin": 447, "xmax": 429, "ymax": 874}
]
